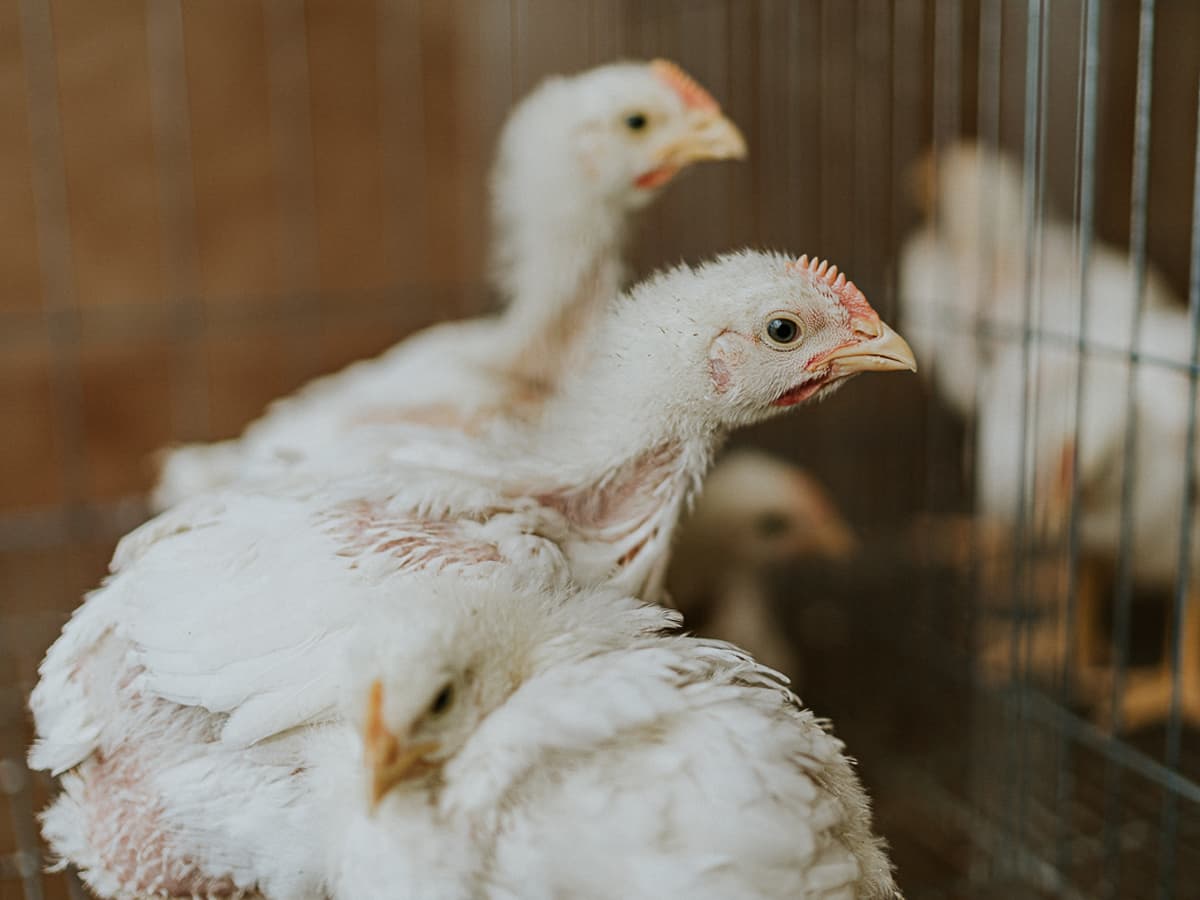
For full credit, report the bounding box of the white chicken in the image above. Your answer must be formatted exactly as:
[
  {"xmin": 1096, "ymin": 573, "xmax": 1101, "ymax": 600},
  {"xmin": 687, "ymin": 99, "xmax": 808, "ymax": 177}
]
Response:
[
  {"xmin": 975, "ymin": 309, "xmax": 1200, "ymax": 727},
  {"xmin": 901, "ymin": 142, "xmax": 1200, "ymax": 727},
  {"xmin": 667, "ymin": 449, "xmax": 857, "ymax": 678},
  {"xmin": 213, "ymin": 250, "xmax": 913, "ymax": 602},
  {"xmin": 33, "ymin": 557, "xmax": 896, "ymax": 900},
  {"xmin": 153, "ymin": 59, "xmax": 746, "ymax": 511},
  {"xmin": 898, "ymin": 141, "xmax": 1179, "ymax": 422}
]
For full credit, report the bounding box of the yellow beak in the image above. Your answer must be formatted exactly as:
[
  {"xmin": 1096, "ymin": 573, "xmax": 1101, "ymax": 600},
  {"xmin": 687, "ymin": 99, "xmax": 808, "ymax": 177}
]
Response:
[
  {"xmin": 364, "ymin": 680, "xmax": 441, "ymax": 809},
  {"xmin": 656, "ymin": 111, "xmax": 748, "ymax": 168},
  {"xmin": 807, "ymin": 319, "xmax": 918, "ymax": 376}
]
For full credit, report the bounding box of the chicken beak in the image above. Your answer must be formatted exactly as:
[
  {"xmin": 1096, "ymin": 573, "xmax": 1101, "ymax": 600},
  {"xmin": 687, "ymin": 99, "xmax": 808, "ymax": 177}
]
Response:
[
  {"xmin": 807, "ymin": 319, "xmax": 918, "ymax": 376},
  {"xmin": 657, "ymin": 111, "xmax": 748, "ymax": 168},
  {"xmin": 364, "ymin": 680, "xmax": 441, "ymax": 809},
  {"xmin": 806, "ymin": 518, "xmax": 859, "ymax": 561},
  {"xmin": 907, "ymin": 148, "xmax": 938, "ymax": 216}
]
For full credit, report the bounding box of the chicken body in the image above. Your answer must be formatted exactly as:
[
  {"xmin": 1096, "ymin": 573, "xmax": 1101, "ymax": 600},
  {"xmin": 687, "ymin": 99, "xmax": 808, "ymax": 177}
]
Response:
[
  {"xmin": 229, "ymin": 251, "xmax": 911, "ymax": 601},
  {"xmin": 901, "ymin": 143, "xmax": 1200, "ymax": 724},
  {"xmin": 152, "ymin": 60, "xmax": 745, "ymax": 511},
  {"xmin": 898, "ymin": 142, "xmax": 1179, "ymax": 423},
  {"xmin": 32, "ymin": 547, "xmax": 897, "ymax": 898}
]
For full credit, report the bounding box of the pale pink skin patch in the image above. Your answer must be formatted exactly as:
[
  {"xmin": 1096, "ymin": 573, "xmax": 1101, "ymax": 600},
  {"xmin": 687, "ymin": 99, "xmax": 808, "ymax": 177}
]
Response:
[
  {"xmin": 707, "ymin": 332, "xmax": 745, "ymax": 394},
  {"xmin": 535, "ymin": 443, "xmax": 680, "ymax": 569},
  {"xmin": 536, "ymin": 444, "xmax": 680, "ymax": 533},
  {"xmin": 72, "ymin": 729, "xmax": 248, "ymax": 897},
  {"xmin": 320, "ymin": 500, "xmax": 504, "ymax": 572}
]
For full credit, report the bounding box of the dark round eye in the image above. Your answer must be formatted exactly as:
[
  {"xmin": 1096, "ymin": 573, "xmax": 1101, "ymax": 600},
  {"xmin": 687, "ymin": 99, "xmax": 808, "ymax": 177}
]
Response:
[
  {"xmin": 755, "ymin": 512, "xmax": 791, "ymax": 538},
  {"xmin": 625, "ymin": 112, "xmax": 648, "ymax": 131},
  {"xmin": 429, "ymin": 684, "xmax": 454, "ymax": 716},
  {"xmin": 765, "ymin": 316, "xmax": 803, "ymax": 346}
]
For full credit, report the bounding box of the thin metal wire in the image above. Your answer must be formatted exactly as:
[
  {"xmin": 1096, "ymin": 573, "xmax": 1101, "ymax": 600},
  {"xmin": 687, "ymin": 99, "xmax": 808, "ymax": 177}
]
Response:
[
  {"xmin": 874, "ymin": 304, "xmax": 1200, "ymax": 377},
  {"xmin": 1156, "ymin": 66, "xmax": 1200, "ymax": 900},
  {"xmin": 1006, "ymin": 0, "xmax": 1050, "ymax": 879},
  {"xmin": 17, "ymin": 0, "xmax": 88, "ymax": 528},
  {"xmin": 970, "ymin": 0, "xmax": 1004, "ymax": 885},
  {"xmin": 1103, "ymin": 3, "xmax": 1157, "ymax": 896},
  {"xmin": 932, "ymin": 0, "xmax": 961, "ymax": 149},
  {"xmin": 1055, "ymin": 0, "xmax": 1101, "ymax": 883},
  {"xmin": 263, "ymin": 0, "xmax": 322, "ymax": 386},
  {"xmin": 147, "ymin": 0, "xmax": 210, "ymax": 443},
  {"xmin": 1, "ymin": 759, "xmax": 43, "ymax": 900}
]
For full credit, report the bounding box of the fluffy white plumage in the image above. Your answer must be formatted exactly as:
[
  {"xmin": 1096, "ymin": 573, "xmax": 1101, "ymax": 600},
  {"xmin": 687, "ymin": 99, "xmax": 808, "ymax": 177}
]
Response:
[
  {"xmin": 900, "ymin": 142, "xmax": 1196, "ymax": 581},
  {"xmin": 32, "ymin": 549, "xmax": 897, "ymax": 898},
  {"xmin": 193, "ymin": 251, "xmax": 912, "ymax": 602},
  {"xmin": 30, "ymin": 248, "xmax": 910, "ymax": 898},
  {"xmin": 901, "ymin": 142, "xmax": 1200, "ymax": 724},
  {"xmin": 898, "ymin": 141, "xmax": 1180, "ymax": 421},
  {"xmin": 152, "ymin": 60, "xmax": 746, "ymax": 511}
]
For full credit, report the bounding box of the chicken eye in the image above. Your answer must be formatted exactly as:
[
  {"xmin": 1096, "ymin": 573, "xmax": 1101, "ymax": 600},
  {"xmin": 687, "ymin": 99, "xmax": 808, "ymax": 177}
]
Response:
[
  {"xmin": 764, "ymin": 315, "xmax": 804, "ymax": 348},
  {"xmin": 429, "ymin": 684, "xmax": 455, "ymax": 716},
  {"xmin": 624, "ymin": 112, "xmax": 648, "ymax": 131},
  {"xmin": 755, "ymin": 511, "xmax": 791, "ymax": 538}
]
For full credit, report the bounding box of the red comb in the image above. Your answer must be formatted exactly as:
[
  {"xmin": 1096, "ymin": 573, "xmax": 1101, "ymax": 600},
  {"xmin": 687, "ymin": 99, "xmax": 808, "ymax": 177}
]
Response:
[
  {"xmin": 787, "ymin": 255, "xmax": 878, "ymax": 322},
  {"xmin": 651, "ymin": 59, "xmax": 719, "ymax": 113}
]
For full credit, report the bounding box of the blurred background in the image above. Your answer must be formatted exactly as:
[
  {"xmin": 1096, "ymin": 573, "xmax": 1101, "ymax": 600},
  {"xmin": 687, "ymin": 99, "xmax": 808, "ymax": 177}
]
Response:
[{"xmin": 1, "ymin": 1, "xmax": 1199, "ymax": 897}]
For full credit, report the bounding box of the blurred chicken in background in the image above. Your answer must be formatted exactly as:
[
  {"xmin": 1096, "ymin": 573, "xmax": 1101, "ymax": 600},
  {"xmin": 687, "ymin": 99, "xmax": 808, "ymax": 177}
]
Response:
[
  {"xmin": 668, "ymin": 449, "xmax": 858, "ymax": 683},
  {"xmin": 900, "ymin": 141, "xmax": 1200, "ymax": 729},
  {"xmin": 153, "ymin": 60, "xmax": 746, "ymax": 509}
]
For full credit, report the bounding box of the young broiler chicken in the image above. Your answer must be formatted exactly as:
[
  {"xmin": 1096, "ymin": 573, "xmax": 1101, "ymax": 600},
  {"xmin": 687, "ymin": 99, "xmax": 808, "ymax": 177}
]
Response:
[
  {"xmin": 667, "ymin": 449, "xmax": 857, "ymax": 679},
  {"xmin": 975, "ymin": 310, "xmax": 1200, "ymax": 728},
  {"xmin": 899, "ymin": 141, "xmax": 1179, "ymax": 421},
  {"xmin": 31, "ymin": 254, "xmax": 910, "ymax": 897},
  {"xmin": 209, "ymin": 250, "xmax": 914, "ymax": 603},
  {"xmin": 152, "ymin": 59, "xmax": 745, "ymax": 511},
  {"xmin": 33, "ymin": 570, "xmax": 897, "ymax": 899},
  {"xmin": 901, "ymin": 142, "xmax": 1200, "ymax": 727}
]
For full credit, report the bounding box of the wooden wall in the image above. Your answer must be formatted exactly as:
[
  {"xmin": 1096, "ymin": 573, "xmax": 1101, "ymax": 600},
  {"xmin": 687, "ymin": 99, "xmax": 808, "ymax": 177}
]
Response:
[{"xmin": 0, "ymin": 0, "xmax": 1195, "ymax": 534}]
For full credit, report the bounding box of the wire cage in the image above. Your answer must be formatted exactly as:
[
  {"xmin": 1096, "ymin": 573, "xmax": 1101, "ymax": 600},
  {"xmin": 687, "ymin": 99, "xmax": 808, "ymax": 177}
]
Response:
[{"xmin": 1, "ymin": 1, "xmax": 1198, "ymax": 897}]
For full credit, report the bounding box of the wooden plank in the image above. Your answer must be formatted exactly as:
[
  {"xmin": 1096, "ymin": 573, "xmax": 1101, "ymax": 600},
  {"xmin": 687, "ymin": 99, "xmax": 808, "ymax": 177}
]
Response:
[
  {"xmin": 0, "ymin": 0, "xmax": 43, "ymax": 312},
  {"xmin": 50, "ymin": 0, "xmax": 162, "ymax": 309},
  {"xmin": 182, "ymin": 2, "xmax": 283, "ymax": 304}
]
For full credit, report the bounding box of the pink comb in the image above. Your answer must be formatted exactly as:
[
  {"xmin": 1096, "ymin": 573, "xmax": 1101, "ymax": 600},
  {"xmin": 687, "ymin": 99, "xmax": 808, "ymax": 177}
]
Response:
[
  {"xmin": 787, "ymin": 254, "xmax": 879, "ymax": 324},
  {"xmin": 651, "ymin": 59, "xmax": 720, "ymax": 113}
]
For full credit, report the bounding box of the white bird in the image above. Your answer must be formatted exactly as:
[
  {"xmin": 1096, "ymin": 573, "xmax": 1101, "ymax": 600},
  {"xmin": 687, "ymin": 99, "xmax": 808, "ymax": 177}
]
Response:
[
  {"xmin": 974, "ymin": 306, "xmax": 1200, "ymax": 727},
  {"xmin": 235, "ymin": 250, "xmax": 914, "ymax": 601},
  {"xmin": 152, "ymin": 59, "xmax": 746, "ymax": 511},
  {"xmin": 898, "ymin": 141, "xmax": 1179, "ymax": 421},
  {"xmin": 667, "ymin": 449, "xmax": 857, "ymax": 678},
  {"xmin": 901, "ymin": 142, "xmax": 1200, "ymax": 727},
  {"xmin": 32, "ymin": 561, "xmax": 897, "ymax": 899}
]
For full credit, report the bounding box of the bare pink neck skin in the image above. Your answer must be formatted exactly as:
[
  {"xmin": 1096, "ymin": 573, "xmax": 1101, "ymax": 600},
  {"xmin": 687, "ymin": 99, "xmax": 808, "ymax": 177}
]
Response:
[{"xmin": 529, "ymin": 438, "xmax": 715, "ymax": 596}]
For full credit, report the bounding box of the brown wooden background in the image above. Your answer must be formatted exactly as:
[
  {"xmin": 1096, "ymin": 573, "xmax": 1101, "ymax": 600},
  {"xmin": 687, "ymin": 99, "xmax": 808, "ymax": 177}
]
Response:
[{"xmin": 1, "ymin": 2, "xmax": 1198, "ymax": 897}]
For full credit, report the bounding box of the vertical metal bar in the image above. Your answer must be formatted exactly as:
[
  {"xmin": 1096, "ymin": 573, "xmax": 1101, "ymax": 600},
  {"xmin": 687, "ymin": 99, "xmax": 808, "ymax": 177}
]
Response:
[
  {"xmin": 1156, "ymin": 65, "xmax": 1200, "ymax": 900},
  {"xmin": 1102, "ymin": 3, "xmax": 1155, "ymax": 896},
  {"xmin": 263, "ymin": 0, "xmax": 321, "ymax": 384},
  {"xmin": 1, "ymin": 759, "xmax": 43, "ymax": 900},
  {"xmin": 933, "ymin": 0, "xmax": 961, "ymax": 150},
  {"xmin": 64, "ymin": 868, "xmax": 88, "ymax": 900},
  {"xmin": 18, "ymin": 0, "xmax": 89, "ymax": 526},
  {"xmin": 1056, "ymin": 0, "xmax": 1101, "ymax": 886},
  {"xmin": 967, "ymin": 0, "xmax": 1004, "ymax": 887},
  {"xmin": 146, "ymin": 0, "xmax": 209, "ymax": 443},
  {"xmin": 924, "ymin": 0, "xmax": 960, "ymax": 540},
  {"xmin": 510, "ymin": 0, "xmax": 521, "ymax": 98},
  {"xmin": 1005, "ymin": 0, "xmax": 1049, "ymax": 881}
]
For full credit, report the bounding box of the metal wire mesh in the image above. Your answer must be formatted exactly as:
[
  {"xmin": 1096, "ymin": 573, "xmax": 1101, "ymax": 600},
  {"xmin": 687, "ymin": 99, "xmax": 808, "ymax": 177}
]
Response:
[{"xmin": 1, "ymin": 1, "xmax": 1198, "ymax": 897}]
